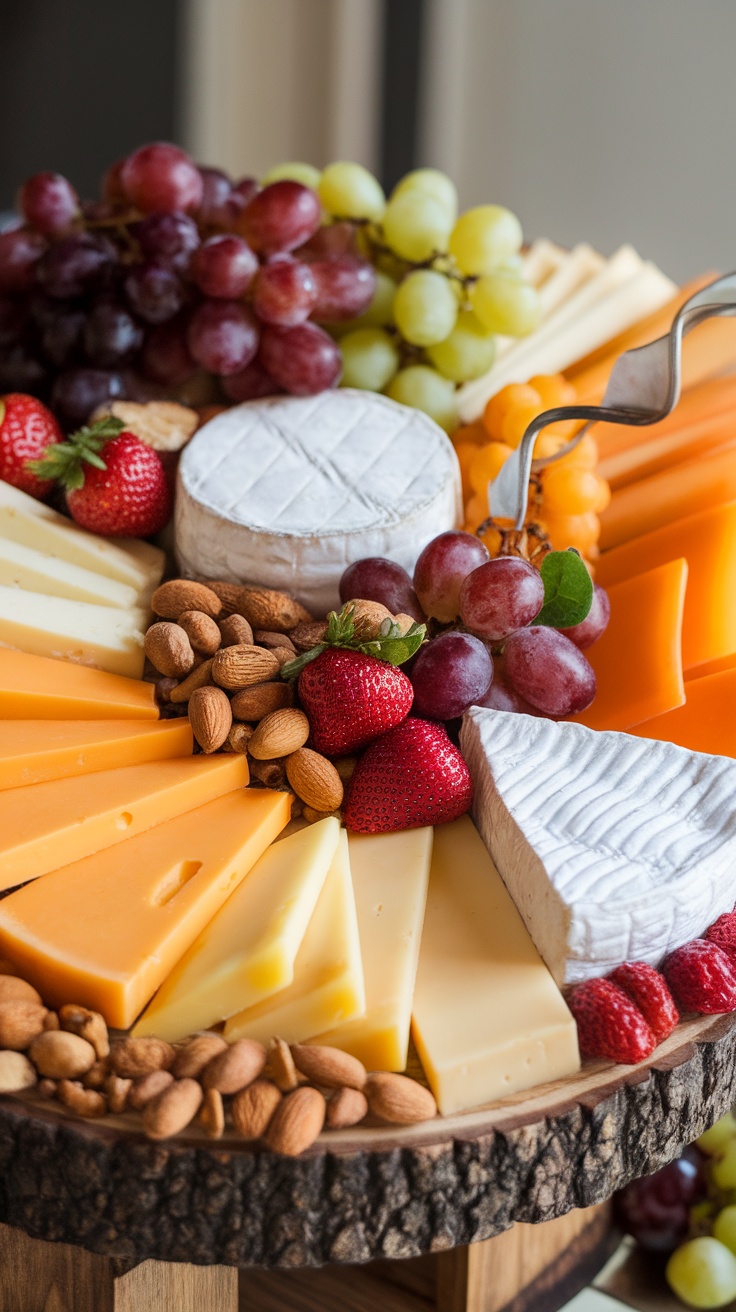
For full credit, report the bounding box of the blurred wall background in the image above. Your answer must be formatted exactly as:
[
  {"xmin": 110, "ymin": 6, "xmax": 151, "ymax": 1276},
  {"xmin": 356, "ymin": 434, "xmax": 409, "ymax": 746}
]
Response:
[{"xmin": 1, "ymin": 0, "xmax": 735, "ymax": 282}]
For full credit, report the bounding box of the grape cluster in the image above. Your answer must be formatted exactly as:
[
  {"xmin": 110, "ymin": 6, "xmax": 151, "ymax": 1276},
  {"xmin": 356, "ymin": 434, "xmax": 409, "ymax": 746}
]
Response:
[{"xmin": 340, "ymin": 529, "xmax": 608, "ymax": 723}]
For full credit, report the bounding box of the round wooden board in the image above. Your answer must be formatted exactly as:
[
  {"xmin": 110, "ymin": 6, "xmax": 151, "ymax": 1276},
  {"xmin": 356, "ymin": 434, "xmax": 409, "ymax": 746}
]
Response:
[{"xmin": 0, "ymin": 1012, "xmax": 734, "ymax": 1271}]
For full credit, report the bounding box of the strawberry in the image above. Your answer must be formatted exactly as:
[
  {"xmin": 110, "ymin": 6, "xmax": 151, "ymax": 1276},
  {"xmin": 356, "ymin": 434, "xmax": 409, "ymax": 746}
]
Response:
[
  {"xmin": 298, "ymin": 648, "xmax": 413, "ymax": 756},
  {"xmin": 705, "ymin": 910, "xmax": 736, "ymax": 962},
  {"xmin": 343, "ymin": 718, "xmax": 473, "ymax": 833},
  {"xmin": 567, "ymin": 978, "xmax": 657, "ymax": 1064},
  {"xmin": 0, "ymin": 393, "xmax": 63, "ymax": 498},
  {"xmin": 609, "ymin": 961, "xmax": 679, "ymax": 1041},
  {"xmin": 662, "ymin": 939, "xmax": 736, "ymax": 1014},
  {"xmin": 28, "ymin": 415, "xmax": 171, "ymax": 538}
]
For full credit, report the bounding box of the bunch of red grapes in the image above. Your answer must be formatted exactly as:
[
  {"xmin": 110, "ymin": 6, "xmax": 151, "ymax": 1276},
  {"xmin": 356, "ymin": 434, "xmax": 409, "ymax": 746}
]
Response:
[
  {"xmin": 340, "ymin": 530, "xmax": 610, "ymax": 721},
  {"xmin": 0, "ymin": 143, "xmax": 377, "ymax": 428}
]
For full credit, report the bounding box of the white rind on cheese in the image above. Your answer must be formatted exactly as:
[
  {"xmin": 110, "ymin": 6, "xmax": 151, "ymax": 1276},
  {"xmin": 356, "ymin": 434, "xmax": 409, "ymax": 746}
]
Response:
[
  {"xmin": 175, "ymin": 390, "xmax": 462, "ymax": 615},
  {"xmin": 460, "ymin": 706, "xmax": 736, "ymax": 985}
]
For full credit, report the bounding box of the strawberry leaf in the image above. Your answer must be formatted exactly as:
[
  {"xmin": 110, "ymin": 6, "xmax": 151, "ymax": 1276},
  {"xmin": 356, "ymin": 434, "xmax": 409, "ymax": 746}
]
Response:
[
  {"xmin": 534, "ymin": 549, "xmax": 593, "ymax": 628},
  {"xmin": 27, "ymin": 415, "xmax": 125, "ymax": 490},
  {"xmin": 280, "ymin": 606, "xmax": 427, "ymax": 680}
]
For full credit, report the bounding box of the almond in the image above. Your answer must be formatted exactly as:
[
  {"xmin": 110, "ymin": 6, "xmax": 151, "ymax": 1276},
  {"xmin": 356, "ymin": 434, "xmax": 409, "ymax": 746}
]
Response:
[
  {"xmin": 172, "ymin": 1032, "xmax": 228, "ymax": 1079},
  {"xmin": 201, "ymin": 1038, "xmax": 266, "ymax": 1094},
  {"xmin": 109, "ymin": 1036, "xmax": 175, "ymax": 1079},
  {"xmin": 231, "ymin": 682, "xmax": 292, "ymax": 721},
  {"xmin": 290, "ymin": 620, "xmax": 328, "ymax": 651},
  {"xmin": 56, "ymin": 1080, "xmax": 107, "ymax": 1118},
  {"xmin": 82, "ymin": 1061, "xmax": 109, "ymax": 1090},
  {"xmin": 227, "ymin": 722, "xmax": 254, "ymax": 753},
  {"xmin": 177, "ymin": 610, "xmax": 222, "ymax": 655},
  {"xmin": 127, "ymin": 1069, "xmax": 174, "ymax": 1111},
  {"xmin": 144, "ymin": 622, "xmax": 195, "ymax": 679},
  {"xmin": 285, "ymin": 748, "xmax": 344, "ymax": 812},
  {"xmin": 59, "ymin": 1004, "xmax": 109, "ymax": 1060},
  {"xmin": 231, "ymin": 1079, "xmax": 281, "ymax": 1139},
  {"xmin": 142, "ymin": 1078, "xmax": 203, "ymax": 1140},
  {"xmin": 326, "ymin": 1086, "xmax": 368, "ymax": 1130},
  {"xmin": 264, "ymin": 1086, "xmax": 326, "ymax": 1156},
  {"xmin": 248, "ymin": 708, "xmax": 310, "ymax": 760},
  {"xmin": 334, "ymin": 756, "xmax": 358, "ymax": 783},
  {"xmin": 219, "ymin": 614, "xmax": 254, "ymax": 647},
  {"xmin": 199, "ymin": 1087, "xmax": 225, "ymax": 1139},
  {"xmin": 271, "ymin": 647, "xmax": 295, "ymax": 671},
  {"xmin": 29, "ymin": 1031, "xmax": 96, "ymax": 1080},
  {"xmin": 364, "ymin": 1072, "xmax": 438, "ymax": 1124},
  {"xmin": 189, "ymin": 685, "xmax": 232, "ymax": 753},
  {"xmin": 42, "ymin": 1011, "xmax": 60, "ymax": 1032},
  {"xmin": 94, "ymin": 399, "xmax": 198, "ymax": 452},
  {"xmin": 209, "ymin": 582, "xmax": 250, "ymax": 618},
  {"xmin": 248, "ymin": 758, "xmax": 286, "ymax": 789},
  {"xmin": 212, "ymin": 645, "xmax": 280, "ymax": 690},
  {"xmin": 104, "ymin": 1074, "xmax": 132, "ymax": 1114},
  {"xmin": 237, "ymin": 587, "xmax": 313, "ymax": 635},
  {"xmin": 266, "ymin": 1037, "xmax": 300, "ymax": 1092},
  {"xmin": 156, "ymin": 676, "xmax": 179, "ymax": 705},
  {"xmin": 0, "ymin": 1001, "xmax": 48, "ymax": 1050},
  {"xmin": 0, "ymin": 1050, "xmax": 37, "ymax": 1093},
  {"xmin": 168, "ymin": 657, "xmax": 215, "ymax": 704},
  {"xmin": 37, "ymin": 1079, "xmax": 57, "ymax": 1100},
  {"xmin": 254, "ymin": 631, "xmax": 297, "ymax": 654},
  {"xmin": 152, "ymin": 579, "xmax": 222, "ymax": 621},
  {"xmin": 290, "ymin": 1044, "xmax": 366, "ymax": 1091},
  {"xmin": 345, "ymin": 599, "xmax": 394, "ymax": 642},
  {"xmin": 0, "ymin": 977, "xmax": 41, "ymax": 1006},
  {"xmin": 302, "ymin": 806, "xmax": 342, "ymax": 825}
]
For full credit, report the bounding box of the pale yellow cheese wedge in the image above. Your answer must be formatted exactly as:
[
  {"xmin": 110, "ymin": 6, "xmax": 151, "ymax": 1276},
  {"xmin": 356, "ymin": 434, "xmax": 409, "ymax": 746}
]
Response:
[
  {"xmin": 411, "ymin": 817, "xmax": 580, "ymax": 1116},
  {"xmin": 134, "ymin": 817, "xmax": 341, "ymax": 1041},
  {"xmin": 0, "ymin": 585, "xmax": 147, "ymax": 677},
  {"xmin": 0, "ymin": 535, "xmax": 140, "ymax": 609},
  {"xmin": 311, "ymin": 827, "xmax": 432, "ymax": 1071},
  {"xmin": 0, "ymin": 718, "xmax": 192, "ymax": 790},
  {"xmin": 0, "ymin": 789, "xmax": 289, "ymax": 1028},
  {"xmin": 223, "ymin": 829, "xmax": 365, "ymax": 1045}
]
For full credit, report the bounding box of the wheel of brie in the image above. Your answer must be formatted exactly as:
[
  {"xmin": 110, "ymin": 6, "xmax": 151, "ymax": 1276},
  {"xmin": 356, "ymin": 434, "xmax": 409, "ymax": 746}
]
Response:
[{"xmin": 174, "ymin": 390, "xmax": 462, "ymax": 615}]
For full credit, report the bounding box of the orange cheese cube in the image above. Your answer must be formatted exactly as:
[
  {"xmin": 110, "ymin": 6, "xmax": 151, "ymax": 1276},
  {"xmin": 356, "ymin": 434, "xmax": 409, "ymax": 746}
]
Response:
[
  {"xmin": 0, "ymin": 754, "xmax": 248, "ymax": 892},
  {"xmin": 600, "ymin": 446, "xmax": 736, "ymax": 552},
  {"xmin": 0, "ymin": 788, "xmax": 290, "ymax": 1028},
  {"xmin": 630, "ymin": 668, "xmax": 736, "ymax": 759},
  {"xmin": 596, "ymin": 503, "xmax": 736, "ymax": 677},
  {"xmin": 572, "ymin": 559, "xmax": 687, "ymax": 731},
  {"xmin": 0, "ymin": 649, "xmax": 158, "ymax": 720},
  {"xmin": 0, "ymin": 718, "xmax": 192, "ymax": 791}
]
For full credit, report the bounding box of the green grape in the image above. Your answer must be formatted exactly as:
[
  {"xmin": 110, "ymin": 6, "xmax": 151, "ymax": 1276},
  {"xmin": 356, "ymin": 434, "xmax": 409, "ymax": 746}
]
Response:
[
  {"xmin": 348, "ymin": 271, "xmax": 397, "ymax": 329},
  {"xmin": 698, "ymin": 1113, "xmax": 736, "ymax": 1157},
  {"xmin": 392, "ymin": 168, "xmax": 458, "ymax": 220},
  {"xmin": 666, "ymin": 1239, "xmax": 736, "ymax": 1309},
  {"xmin": 449, "ymin": 204, "xmax": 523, "ymax": 276},
  {"xmin": 714, "ymin": 1207, "xmax": 736, "ymax": 1256},
  {"xmin": 470, "ymin": 272, "xmax": 541, "ymax": 335},
  {"xmin": 426, "ymin": 310, "xmax": 497, "ymax": 382},
  {"xmin": 339, "ymin": 327, "xmax": 399, "ymax": 391},
  {"xmin": 394, "ymin": 269, "xmax": 458, "ymax": 347},
  {"xmin": 387, "ymin": 365, "xmax": 457, "ymax": 431},
  {"xmin": 709, "ymin": 1141, "xmax": 736, "ymax": 1192},
  {"xmin": 383, "ymin": 192, "xmax": 452, "ymax": 262},
  {"xmin": 318, "ymin": 161, "xmax": 385, "ymax": 221},
  {"xmin": 261, "ymin": 161, "xmax": 321, "ymax": 190}
]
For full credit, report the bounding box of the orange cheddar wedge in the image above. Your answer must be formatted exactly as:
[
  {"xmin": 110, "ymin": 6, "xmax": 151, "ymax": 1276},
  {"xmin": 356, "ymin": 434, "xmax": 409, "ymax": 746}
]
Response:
[
  {"xmin": 597, "ymin": 503, "xmax": 736, "ymax": 677},
  {"xmin": 630, "ymin": 668, "xmax": 736, "ymax": 758},
  {"xmin": 599, "ymin": 417, "xmax": 736, "ymax": 491},
  {"xmin": 600, "ymin": 446, "xmax": 736, "ymax": 551},
  {"xmin": 0, "ymin": 718, "xmax": 192, "ymax": 791},
  {"xmin": 0, "ymin": 649, "xmax": 158, "ymax": 720},
  {"xmin": 0, "ymin": 788, "xmax": 290, "ymax": 1028},
  {"xmin": 594, "ymin": 375, "xmax": 736, "ymax": 465},
  {"xmin": 572, "ymin": 559, "xmax": 687, "ymax": 731},
  {"xmin": 0, "ymin": 754, "xmax": 248, "ymax": 892}
]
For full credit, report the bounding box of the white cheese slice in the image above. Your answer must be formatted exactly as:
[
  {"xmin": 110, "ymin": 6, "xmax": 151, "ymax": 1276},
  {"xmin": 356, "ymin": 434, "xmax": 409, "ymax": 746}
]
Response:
[
  {"xmin": 0, "ymin": 536, "xmax": 139, "ymax": 609},
  {"xmin": 460, "ymin": 706, "xmax": 736, "ymax": 986},
  {"xmin": 520, "ymin": 239, "xmax": 567, "ymax": 287},
  {"xmin": 0, "ymin": 585, "xmax": 147, "ymax": 678},
  {"xmin": 175, "ymin": 390, "xmax": 462, "ymax": 616},
  {"xmin": 494, "ymin": 243, "xmax": 606, "ymax": 362}
]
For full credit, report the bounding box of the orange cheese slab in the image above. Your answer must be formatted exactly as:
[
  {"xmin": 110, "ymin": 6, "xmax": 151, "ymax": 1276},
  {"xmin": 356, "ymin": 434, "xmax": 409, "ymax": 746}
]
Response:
[
  {"xmin": 573, "ymin": 559, "xmax": 687, "ymax": 731},
  {"xmin": 0, "ymin": 753, "xmax": 248, "ymax": 892},
  {"xmin": 0, "ymin": 788, "xmax": 289, "ymax": 1028},
  {"xmin": 630, "ymin": 668, "xmax": 736, "ymax": 758},
  {"xmin": 600, "ymin": 446, "xmax": 736, "ymax": 552},
  {"xmin": 0, "ymin": 649, "xmax": 158, "ymax": 720},
  {"xmin": 593, "ymin": 375, "xmax": 736, "ymax": 463},
  {"xmin": 596, "ymin": 503, "xmax": 736, "ymax": 677},
  {"xmin": 599, "ymin": 417, "xmax": 736, "ymax": 491},
  {"xmin": 0, "ymin": 718, "xmax": 192, "ymax": 791}
]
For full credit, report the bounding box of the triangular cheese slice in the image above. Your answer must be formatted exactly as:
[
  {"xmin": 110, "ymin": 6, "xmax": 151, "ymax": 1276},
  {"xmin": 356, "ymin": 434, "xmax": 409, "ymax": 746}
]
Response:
[
  {"xmin": 461, "ymin": 706, "xmax": 736, "ymax": 986},
  {"xmin": 0, "ymin": 789, "xmax": 290, "ymax": 1028},
  {"xmin": 0, "ymin": 718, "xmax": 192, "ymax": 790},
  {"xmin": 0, "ymin": 649, "xmax": 158, "ymax": 720}
]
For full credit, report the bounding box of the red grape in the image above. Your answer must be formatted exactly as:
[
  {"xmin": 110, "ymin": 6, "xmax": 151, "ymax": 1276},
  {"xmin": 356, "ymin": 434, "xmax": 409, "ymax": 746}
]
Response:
[
  {"xmin": 196, "ymin": 167, "xmax": 233, "ymax": 227},
  {"xmin": 259, "ymin": 322, "xmax": 341, "ymax": 394},
  {"xmin": 124, "ymin": 263, "xmax": 184, "ymax": 324},
  {"xmin": 133, "ymin": 212, "xmax": 200, "ymax": 271},
  {"xmin": 0, "ymin": 346, "xmax": 47, "ymax": 395},
  {"xmin": 500, "ymin": 626, "xmax": 596, "ymax": 716},
  {"xmin": 39, "ymin": 307, "xmax": 85, "ymax": 367},
  {"xmin": 232, "ymin": 177, "xmax": 259, "ymax": 206},
  {"xmin": 190, "ymin": 235, "xmax": 258, "ymax": 298},
  {"xmin": 222, "ymin": 358, "xmax": 279, "ymax": 402},
  {"xmin": 102, "ymin": 158, "xmax": 127, "ymax": 205},
  {"xmin": 50, "ymin": 367, "xmax": 125, "ymax": 426},
  {"xmin": 413, "ymin": 531, "xmax": 490, "ymax": 623},
  {"xmin": 187, "ymin": 300, "xmax": 259, "ymax": 375},
  {"xmin": 299, "ymin": 221, "xmax": 359, "ymax": 260},
  {"xmin": 252, "ymin": 259, "xmax": 317, "ymax": 326},
  {"xmin": 238, "ymin": 181, "xmax": 321, "ymax": 255},
  {"xmin": 19, "ymin": 172, "xmax": 79, "ymax": 236},
  {"xmin": 310, "ymin": 254, "xmax": 376, "ymax": 321},
  {"xmin": 140, "ymin": 318, "xmax": 197, "ymax": 387},
  {"xmin": 37, "ymin": 233, "xmax": 115, "ymax": 299},
  {"xmin": 411, "ymin": 631, "xmax": 493, "ymax": 721},
  {"xmin": 476, "ymin": 661, "xmax": 543, "ymax": 715},
  {"xmin": 83, "ymin": 301, "xmax": 144, "ymax": 367},
  {"xmin": 340, "ymin": 557, "xmax": 425, "ymax": 622},
  {"xmin": 0, "ymin": 228, "xmax": 47, "ymax": 293},
  {"xmin": 614, "ymin": 1149, "xmax": 706, "ymax": 1253},
  {"xmin": 459, "ymin": 557, "xmax": 545, "ymax": 642},
  {"xmin": 120, "ymin": 142, "xmax": 204, "ymax": 214},
  {"xmin": 0, "ymin": 298, "xmax": 27, "ymax": 348},
  {"xmin": 559, "ymin": 583, "xmax": 610, "ymax": 649}
]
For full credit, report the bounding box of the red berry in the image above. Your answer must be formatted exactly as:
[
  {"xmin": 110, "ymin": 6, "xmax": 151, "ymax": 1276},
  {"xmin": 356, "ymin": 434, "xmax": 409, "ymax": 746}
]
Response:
[
  {"xmin": 299, "ymin": 648, "xmax": 413, "ymax": 757},
  {"xmin": 343, "ymin": 718, "xmax": 473, "ymax": 834},
  {"xmin": 567, "ymin": 978, "xmax": 657, "ymax": 1064},
  {"xmin": 120, "ymin": 143, "xmax": 203, "ymax": 215},
  {"xmin": 238, "ymin": 181, "xmax": 321, "ymax": 256},
  {"xmin": 0, "ymin": 393, "xmax": 63, "ymax": 498},
  {"xmin": 18, "ymin": 172, "xmax": 79, "ymax": 236},
  {"xmin": 705, "ymin": 911, "xmax": 736, "ymax": 962},
  {"xmin": 662, "ymin": 939, "xmax": 736, "ymax": 1014},
  {"xmin": 66, "ymin": 431, "xmax": 171, "ymax": 538},
  {"xmin": 609, "ymin": 962, "xmax": 679, "ymax": 1041}
]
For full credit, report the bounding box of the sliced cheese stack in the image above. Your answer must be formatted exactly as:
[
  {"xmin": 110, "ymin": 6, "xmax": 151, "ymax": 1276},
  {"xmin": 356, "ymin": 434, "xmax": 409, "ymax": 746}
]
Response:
[
  {"xmin": 0, "ymin": 717, "xmax": 192, "ymax": 789},
  {"xmin": 0, "ymin": 649, "xmax": 158, "ymax": 719}
]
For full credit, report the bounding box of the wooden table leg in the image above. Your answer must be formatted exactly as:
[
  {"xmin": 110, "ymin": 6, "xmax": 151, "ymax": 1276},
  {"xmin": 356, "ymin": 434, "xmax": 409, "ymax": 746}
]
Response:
[{"xmin": 0, "ymin": 1223, "xmax": 238, "ymax": 1312}]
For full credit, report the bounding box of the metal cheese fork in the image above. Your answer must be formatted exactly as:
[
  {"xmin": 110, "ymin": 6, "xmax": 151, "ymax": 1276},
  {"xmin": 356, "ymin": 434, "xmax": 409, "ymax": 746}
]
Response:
[{"xmin": 486, "ymin": 270, "xmax": 736, "ymax": 530}]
